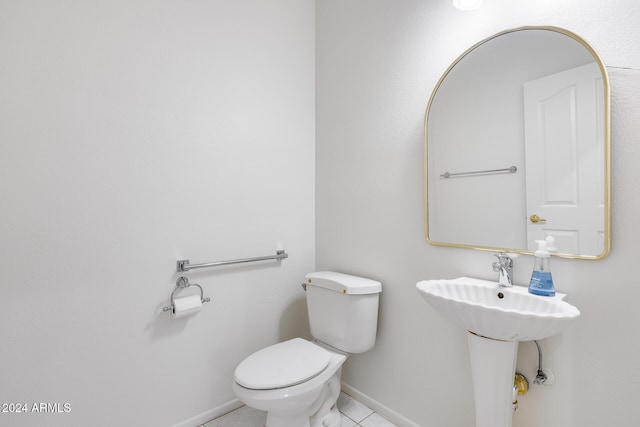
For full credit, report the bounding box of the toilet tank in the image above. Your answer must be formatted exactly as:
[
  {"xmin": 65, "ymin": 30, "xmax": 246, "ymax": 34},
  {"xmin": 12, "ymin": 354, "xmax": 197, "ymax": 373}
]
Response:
[{"xmin": 305, "ymin": 271, "xmax": 381, "ymax": 354}]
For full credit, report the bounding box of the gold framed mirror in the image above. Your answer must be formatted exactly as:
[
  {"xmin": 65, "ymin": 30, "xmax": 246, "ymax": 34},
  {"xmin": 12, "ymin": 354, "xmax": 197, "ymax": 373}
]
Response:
[{"xmin": 424, "ymin": 26, "xmax": 610, "ymax": 259}]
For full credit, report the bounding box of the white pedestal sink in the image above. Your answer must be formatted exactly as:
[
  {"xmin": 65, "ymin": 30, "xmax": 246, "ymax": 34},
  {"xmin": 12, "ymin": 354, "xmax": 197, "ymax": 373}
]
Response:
[{"xmin": 416, "ymin": 277, "xmax": 580, "ymax": 427}]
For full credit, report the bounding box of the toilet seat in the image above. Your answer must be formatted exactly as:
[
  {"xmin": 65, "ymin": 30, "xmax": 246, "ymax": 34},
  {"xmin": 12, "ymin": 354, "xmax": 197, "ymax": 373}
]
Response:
[{"xmin": 234, "ymin": 338, "xmax": 331, "ymax": 390}]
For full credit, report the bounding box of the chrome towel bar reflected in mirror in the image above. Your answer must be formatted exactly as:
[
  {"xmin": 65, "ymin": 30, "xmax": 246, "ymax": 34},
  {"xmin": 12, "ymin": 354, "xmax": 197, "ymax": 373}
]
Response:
[{"xmin": 440, "ymin": 165, "xmax": 517, "ymax": 179}]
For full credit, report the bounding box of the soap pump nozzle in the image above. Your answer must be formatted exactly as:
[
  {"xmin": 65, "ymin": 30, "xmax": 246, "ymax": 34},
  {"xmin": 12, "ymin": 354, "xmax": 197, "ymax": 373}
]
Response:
[
  {"xmin": 544, "ymin": 236, "xmax": 556, "ymax": 253},
  {"xmin": 534, "ymin": 239, "xmax": 550, "ymax": 257}
]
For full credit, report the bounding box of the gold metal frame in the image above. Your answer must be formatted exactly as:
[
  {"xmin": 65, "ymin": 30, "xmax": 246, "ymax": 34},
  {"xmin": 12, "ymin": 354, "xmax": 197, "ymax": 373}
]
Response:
[{"xmin": 424, "ymin": 26, "xmax": 611, "ymax": 260}]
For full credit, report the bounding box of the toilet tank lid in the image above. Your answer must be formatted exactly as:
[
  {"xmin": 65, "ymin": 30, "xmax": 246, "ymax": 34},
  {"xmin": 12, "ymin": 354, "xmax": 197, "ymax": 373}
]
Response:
[{"xmin": 305, "ymin": 271, "xmax": 382, "ymax": 295}]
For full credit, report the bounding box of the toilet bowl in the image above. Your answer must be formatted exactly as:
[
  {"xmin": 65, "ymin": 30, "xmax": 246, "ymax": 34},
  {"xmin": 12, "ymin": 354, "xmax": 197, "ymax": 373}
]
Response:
[
  {"xmin": 232, "ymin": 272, "xmax": 381, "ymax": 427},
  {"xmin": 233, "ymin": 338, "xmax": 347, "ymax": 427}
]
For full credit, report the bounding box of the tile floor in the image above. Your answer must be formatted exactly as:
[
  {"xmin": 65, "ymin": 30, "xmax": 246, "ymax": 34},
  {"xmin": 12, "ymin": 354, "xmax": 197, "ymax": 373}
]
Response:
[{"xmin": 200, "ymin": 392, "xmax": 397, "ymax": 427}]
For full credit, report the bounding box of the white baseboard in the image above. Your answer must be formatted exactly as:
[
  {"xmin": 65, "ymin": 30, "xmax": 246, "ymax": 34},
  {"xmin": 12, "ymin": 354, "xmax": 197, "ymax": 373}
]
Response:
[
  {"xmin": 340, "ymin": 382, "xmax": 420, "ymax": 427},
  {"xmin": 172, "ymin": 398, "xmax": 244, "ymax": 427}
]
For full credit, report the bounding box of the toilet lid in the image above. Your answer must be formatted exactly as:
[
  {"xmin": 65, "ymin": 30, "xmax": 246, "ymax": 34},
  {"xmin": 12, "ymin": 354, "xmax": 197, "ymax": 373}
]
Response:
[{"xmin": 234, "ymin": 338, "xmax": 331, "ymax": 390}]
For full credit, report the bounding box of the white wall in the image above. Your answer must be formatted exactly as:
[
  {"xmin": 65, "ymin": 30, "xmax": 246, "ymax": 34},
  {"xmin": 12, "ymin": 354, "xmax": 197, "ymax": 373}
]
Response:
[
  {"xmin": 0, "ymin": 1, "xmax": 315, "ymax": 426},
  {"xmin": 317, "ymin": 0, "xmax": 640, "ymax": 426}
]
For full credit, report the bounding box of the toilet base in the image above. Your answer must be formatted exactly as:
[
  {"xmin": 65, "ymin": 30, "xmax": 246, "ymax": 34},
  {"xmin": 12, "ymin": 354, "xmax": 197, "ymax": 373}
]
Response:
[
  {"xmin": 310, "ymin": 405, "xmax": 341, "ymax": 427},
  {"xmin": 264, "ymin": 403, "xmax": 341, "ymax": 427},
  {"xmin": 266, "ymin": 412, "xmax": 312, "ymax": 427},
  {"xmin": 309, "ymin": 369, "xmax": 342, "ymax": 427},
  {"xmin": 261, "ymin": 368, "xmax": 342, "ymax": 427}
]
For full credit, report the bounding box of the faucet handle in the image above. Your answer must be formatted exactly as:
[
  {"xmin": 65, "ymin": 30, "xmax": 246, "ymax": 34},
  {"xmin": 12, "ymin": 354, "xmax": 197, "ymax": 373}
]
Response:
[
  {"xmin": 493, "ymin": 252, "xmax": 515, "ymax": 287},
  {"xmin": 493, "ymin": 252, "xmax": 513, "ymax": 266}
]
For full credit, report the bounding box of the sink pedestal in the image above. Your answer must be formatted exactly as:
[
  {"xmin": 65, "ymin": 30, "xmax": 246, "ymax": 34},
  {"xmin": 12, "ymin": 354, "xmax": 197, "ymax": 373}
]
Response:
[{"xmin": 467, "ymin": 332, "xmax": 518, "ymax": 427}]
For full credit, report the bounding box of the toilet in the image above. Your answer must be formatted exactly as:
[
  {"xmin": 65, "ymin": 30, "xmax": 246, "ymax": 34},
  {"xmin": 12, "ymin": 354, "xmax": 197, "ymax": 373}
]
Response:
[{"xmin": 232, "ymin": 271, "xmax": 382, "ymax": 427}]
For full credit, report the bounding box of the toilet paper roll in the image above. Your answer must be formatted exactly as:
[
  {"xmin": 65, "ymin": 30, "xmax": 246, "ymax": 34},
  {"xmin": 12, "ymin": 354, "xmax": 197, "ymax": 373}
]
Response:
[{"xmin": 172, "ymin": 295, "xmax": 202, "ymax": 319}]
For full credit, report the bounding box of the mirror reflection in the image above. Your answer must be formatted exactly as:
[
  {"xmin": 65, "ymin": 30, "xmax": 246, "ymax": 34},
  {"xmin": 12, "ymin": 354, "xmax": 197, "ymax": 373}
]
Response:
[{"xmin": 425, "ymin": 27, "xmax": 610, "ymax": 259}]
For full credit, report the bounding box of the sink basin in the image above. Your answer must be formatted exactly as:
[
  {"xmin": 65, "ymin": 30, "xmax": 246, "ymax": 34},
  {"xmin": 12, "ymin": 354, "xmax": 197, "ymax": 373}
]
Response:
[{"xmin": 416, "ymin": 277, "xmax": 580, "ymax": 341}]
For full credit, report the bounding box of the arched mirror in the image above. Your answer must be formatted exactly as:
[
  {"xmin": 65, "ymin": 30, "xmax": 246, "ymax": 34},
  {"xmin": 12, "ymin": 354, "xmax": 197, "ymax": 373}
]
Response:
[{"xmin": 425, "ymin": 26, "xmax": 610, "ymax": 259}]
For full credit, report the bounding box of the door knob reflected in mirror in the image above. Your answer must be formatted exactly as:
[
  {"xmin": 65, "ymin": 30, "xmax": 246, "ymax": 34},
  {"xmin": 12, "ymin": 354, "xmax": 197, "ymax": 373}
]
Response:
[{"xmin": 529, "ymin": 214, "xmax": 547, "ymax": 223}]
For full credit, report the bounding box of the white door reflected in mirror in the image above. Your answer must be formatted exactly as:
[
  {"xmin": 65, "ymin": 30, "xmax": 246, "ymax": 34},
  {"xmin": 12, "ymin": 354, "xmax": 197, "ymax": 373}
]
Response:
[
  {"xmin": 425, "ymin": 26, "xmax": 610, "ymax": 259},
  {"xmin": 524, "ymin": 62, "xmax": 605, "ymax": 254}
]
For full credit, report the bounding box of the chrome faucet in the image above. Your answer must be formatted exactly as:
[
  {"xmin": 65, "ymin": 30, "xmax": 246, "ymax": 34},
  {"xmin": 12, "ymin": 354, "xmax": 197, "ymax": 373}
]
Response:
[{"xmin": 492, "ymin": 252, "xmax": 513, "ymax": 287}]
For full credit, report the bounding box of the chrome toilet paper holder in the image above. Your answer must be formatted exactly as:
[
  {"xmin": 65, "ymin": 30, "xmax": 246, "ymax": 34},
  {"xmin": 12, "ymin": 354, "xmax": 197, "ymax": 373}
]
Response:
[{"xmin": 163, "ymin": 276, "xmax": 211, "ymax": 313}]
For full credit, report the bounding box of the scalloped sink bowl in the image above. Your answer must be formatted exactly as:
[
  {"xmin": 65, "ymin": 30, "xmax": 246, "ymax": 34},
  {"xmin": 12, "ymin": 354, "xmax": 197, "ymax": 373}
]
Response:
[{"xmin": 416, "ymin": 277, "xmax": 580, "ymax": 341}]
